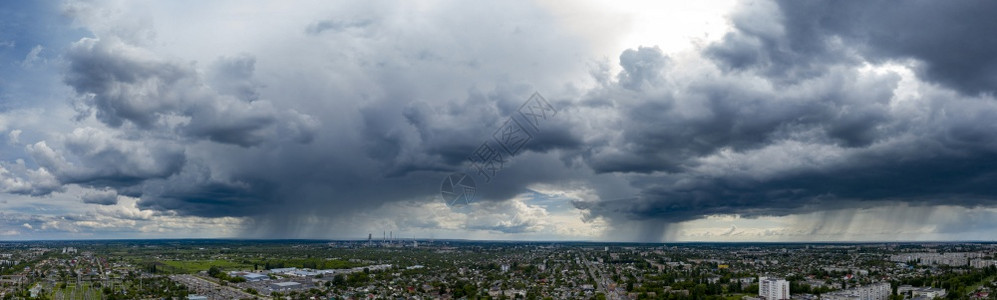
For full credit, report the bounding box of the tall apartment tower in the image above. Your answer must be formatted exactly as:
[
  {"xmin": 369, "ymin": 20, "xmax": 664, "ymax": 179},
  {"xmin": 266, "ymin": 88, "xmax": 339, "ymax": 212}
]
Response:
[{"xmin": 759, "ymin": 277, "xmax": 790, "ymax": 300}]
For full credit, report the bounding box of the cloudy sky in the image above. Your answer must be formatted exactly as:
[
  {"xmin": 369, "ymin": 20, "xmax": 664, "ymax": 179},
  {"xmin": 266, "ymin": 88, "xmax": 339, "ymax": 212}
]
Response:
[{"xmin": 2, "ymin": 0, "xmax": 997, "ymax": 242}]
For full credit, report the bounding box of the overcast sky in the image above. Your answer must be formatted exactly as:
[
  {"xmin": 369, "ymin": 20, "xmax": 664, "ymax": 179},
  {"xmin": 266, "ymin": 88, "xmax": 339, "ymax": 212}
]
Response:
[{"xmin": 2, "ymin": 0, "xmax": 997, "ymax": 242}]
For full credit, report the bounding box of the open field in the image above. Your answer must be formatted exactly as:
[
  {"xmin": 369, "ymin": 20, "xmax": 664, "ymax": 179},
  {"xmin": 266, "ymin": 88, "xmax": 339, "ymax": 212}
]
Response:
[
  {"xmin": 51, "ymin": 282, "xmax": 103, "ymax": 300},
  {"xmin": 159, "ymin": 259, "xmax": 254, "ymax": 273}
]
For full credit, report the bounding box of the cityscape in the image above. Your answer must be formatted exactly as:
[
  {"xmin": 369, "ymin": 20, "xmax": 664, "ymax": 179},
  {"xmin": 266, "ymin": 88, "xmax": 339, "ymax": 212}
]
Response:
[
  {"xmin": 4, "ymin": 0, "xmax": 997, "ymax": 299},
  {"xmin": 0, "ymin": 240, "xmax": 995, "ymax": 299}
]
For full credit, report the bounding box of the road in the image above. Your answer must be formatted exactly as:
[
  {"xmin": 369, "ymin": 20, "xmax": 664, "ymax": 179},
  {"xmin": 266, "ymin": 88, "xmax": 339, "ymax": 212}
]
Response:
[
  {"xmin": 170, "ymin": 274, "xmax": 268, "ymax": 300},
  {"xmin": 580, "ymin": 252, "xmax": 622, "ymax": 300}
]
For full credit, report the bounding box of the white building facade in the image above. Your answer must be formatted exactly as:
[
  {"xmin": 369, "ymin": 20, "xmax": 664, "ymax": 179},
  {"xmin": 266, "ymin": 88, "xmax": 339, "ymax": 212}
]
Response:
[
  {"xmin": 823, "ymin": 282, "xmax": 891, "ymax": 300},
  {"xmin": 759, "ymin": 277, "xmax": 790, "ymax": 300}
]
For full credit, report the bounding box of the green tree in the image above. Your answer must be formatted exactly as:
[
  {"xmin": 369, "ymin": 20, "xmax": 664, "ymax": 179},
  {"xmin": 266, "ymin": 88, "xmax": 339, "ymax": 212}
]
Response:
[{"xmin": 208, "ymin": 266, "xmax": 222, "ymax": 277}]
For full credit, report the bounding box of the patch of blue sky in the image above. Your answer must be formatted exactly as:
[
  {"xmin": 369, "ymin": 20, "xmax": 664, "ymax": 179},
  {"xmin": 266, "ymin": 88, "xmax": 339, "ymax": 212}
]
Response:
[
  {"xmin": 520, "ymin": 189, "xmax": 576, "ymax": 212},
  {"xmin": 0, "ymin": 1, "xmax": 89, "ymax": 110}
]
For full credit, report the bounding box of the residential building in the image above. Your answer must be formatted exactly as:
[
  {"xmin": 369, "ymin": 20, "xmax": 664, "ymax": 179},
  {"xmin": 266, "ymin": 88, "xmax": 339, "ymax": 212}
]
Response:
[
  {"xmin": 823, "ymin": 282, "xmax": 891, "ymax": 300},
  {"xmin": 760, "ymin": 277, "xmax": 790, "ymax": 300}
]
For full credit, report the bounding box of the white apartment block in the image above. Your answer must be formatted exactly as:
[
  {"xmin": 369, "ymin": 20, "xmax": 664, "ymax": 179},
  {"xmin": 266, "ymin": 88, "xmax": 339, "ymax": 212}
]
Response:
[
  {"xmin": 889, "ymin": 252, "xmax": 985, "ymax": 267},
  {"xmin": 823, "ymin": 282, "xmax": 891, "ymax": 300},
  {"xmin": 759, "ymin": 276, "xmax": 790, "ymax": 300},
  {"xmin": 970, "ymin": 258, "xmax": 997, "ymax": 269}
]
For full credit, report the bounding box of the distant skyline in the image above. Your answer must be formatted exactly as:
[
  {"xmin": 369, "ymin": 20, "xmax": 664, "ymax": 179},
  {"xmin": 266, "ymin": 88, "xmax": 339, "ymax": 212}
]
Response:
[{"xmin": 2, "ymin": 1, "xmax": 997, "ymax": 242}]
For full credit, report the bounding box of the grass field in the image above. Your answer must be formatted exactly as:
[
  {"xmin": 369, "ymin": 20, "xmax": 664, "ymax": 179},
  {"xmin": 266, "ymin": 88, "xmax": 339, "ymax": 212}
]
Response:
[
  {"xmin": 159, "ymin": 259, "xmax": 254, "ymax": 273},
  {"xmin": 724, "ymin": 293, "xmax": 749, "ymax": 300},
  {"xmin": 967, "ymin": 274, "xmax": 997, "ymax": 295},
  {"xmin": 51, "ymin": 282, "xmax": 103, "ymax": 300}
]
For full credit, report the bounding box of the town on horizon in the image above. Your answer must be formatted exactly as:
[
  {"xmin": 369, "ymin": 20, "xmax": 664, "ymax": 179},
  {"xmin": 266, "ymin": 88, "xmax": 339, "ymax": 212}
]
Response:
[{"xmin": 1, "ymin": 240, "xmax": 996, "ymax": 299}]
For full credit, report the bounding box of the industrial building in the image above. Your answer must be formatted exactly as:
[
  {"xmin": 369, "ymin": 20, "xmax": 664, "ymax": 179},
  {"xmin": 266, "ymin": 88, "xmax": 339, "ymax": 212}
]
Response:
[
  {"xmin": 898, "ymin": 285, "xmax": 947, "ymax": 299},
  {"xmin": 242, "ymin": 273, "xmax": 269, "ymax": 281},
  {"xmin": 271, "ymin": 281, "xmax": 302, "ymax": 291}
]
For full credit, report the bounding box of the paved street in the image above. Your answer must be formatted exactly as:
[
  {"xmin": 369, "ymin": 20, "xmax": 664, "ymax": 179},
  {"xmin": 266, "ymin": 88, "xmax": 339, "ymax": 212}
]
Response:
[{"xmin": 170, "ymin": 274, "xmax": 266, "ymax": 300}]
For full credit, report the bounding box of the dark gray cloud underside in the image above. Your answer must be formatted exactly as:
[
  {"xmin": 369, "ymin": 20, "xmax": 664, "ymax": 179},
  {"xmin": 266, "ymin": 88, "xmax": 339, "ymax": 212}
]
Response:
[
  {"xmin": 575, "ymin": 0, "xmax": 997, "ymax": 232},
  {"xmin": 712, "ymin": 0, "xmax": 997, "ymax": 95}
]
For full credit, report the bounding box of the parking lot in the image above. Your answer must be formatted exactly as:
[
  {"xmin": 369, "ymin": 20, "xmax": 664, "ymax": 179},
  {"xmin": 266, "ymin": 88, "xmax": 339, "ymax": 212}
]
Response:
[{"xmin": 170, "ymin": 274, "xmax": 265, "ymax": 300}]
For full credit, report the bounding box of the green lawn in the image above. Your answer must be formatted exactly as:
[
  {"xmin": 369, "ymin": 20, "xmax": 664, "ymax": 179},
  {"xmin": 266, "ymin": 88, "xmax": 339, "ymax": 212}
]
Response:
[
  {"xmin": 967, "ymin": 274, "xmax": 997, "ymax": 295},
  {"xmin": 160, "ymin": 259, "xmax": 253, "ymax": 273},
  {"xmin": 723, "ymin": 293, "xmax": 749, "ymax": 300},
  {"xmin": 51, "ymin": 282, "xmax": 103, "ymax": 300}
]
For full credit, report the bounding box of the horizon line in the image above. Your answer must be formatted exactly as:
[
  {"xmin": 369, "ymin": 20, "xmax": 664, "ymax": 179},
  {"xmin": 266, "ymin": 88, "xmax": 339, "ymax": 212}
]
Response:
[{"xmin": 2, "ymin": 237, "xmax": 997, "ymax": 244}]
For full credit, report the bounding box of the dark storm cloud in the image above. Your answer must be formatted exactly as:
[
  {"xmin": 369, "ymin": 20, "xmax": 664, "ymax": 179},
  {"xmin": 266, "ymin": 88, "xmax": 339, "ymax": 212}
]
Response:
[
  {"xmin": 15, "ymin": 0, "xmax": 601, "ymax": 238},
  {"xmin": 1, "ymin": 30, "xmax": 316, "ymax": 224},
  {"xmin": 64, "ymin": 38, "xmax": 190, "ymax": 128},
  {"xmin": 8, "ymin": 0, "xmax": 997, "ymax": 241},
  {"xmin": 586, "ymin": 44, "xmax": 896, "ymax": 174},
  {"xmin": 710, "ymin": 0, "xmax": 997, "ymax": 95},
  {"xmin": 574, "ymin": 0, "xmax": 997, "ymax": 234},
  {"xmin": 208, "ymin": 55, "xmax": 261, "ymax": 102},
  {"xmin": 365, "ymin": 87, "xmax": 585, "ymax": 178},
  {"xmin": 704, "ymin": 0, "xmax": 860, "ymax": 82},
  {"xmin": 793, "ymin": 1, "xmax": 997, "ymax": 96},
  {"xmin": 138, "ymin": 178, "xmax": 274, "ymax": 218},
  {"xmin": 64, "ymin": 37, "xmax": 316, "ymax": 147},
  {"xmin": 578, "ymin": 150, "xmax": 997, "ymax": 224},
  {"xmin": 521, "ymin": 122, "xmax": 583, "ymax": 153}
]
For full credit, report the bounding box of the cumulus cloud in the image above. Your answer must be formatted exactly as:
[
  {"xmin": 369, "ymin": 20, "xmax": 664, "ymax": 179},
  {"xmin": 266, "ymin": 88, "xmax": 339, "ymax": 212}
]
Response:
[
  {"xmin": 22, "ymin": 128, "xmax": 185, "ymax": 192},
  {"xmin": 64, "ymin": 37, "xmax": 317, "ymax": 147},
  {"xmin": 0, "ymin": 195, "xmax": 243, "ymax": 239},
  {"xmin": 7, "ymin": 129, "xmax": 21, "ymax": 144},
  {"xmin": 0, "ymin": 160, "xmax": 64, "ymax": 196},
  {"xmin": 2, "ymin": 0, "xmax": 997, "ymax": 241}
]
